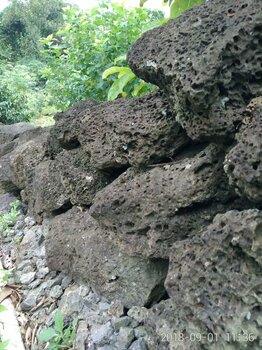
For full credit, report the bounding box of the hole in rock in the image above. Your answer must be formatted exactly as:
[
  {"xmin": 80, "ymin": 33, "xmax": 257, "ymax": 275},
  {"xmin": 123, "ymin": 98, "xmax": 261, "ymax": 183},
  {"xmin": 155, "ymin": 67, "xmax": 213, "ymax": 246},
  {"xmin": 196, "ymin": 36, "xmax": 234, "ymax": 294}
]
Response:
[
  {"xmin": 52, "ymin": 201, "xmax": 73, "ymax": 216},
  {"xmin": 60, "ymin": 137, "xmax": 81, "ymax": 150},
  {"xmin": 103, "ymin": 164, "xmax": 130, "ymax": 183},
  {"xmin": 144, "ymin": 258, "xmax": 170, "ymax": 309}
]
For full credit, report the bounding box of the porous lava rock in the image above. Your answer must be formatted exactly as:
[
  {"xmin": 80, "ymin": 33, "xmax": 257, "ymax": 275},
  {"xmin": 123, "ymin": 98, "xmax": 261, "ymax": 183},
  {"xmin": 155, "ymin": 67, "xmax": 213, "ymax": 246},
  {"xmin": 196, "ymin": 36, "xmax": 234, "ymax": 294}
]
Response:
[
  {"xmin": 0, "ymin": 125, "xmax": 46, "ymax": 194},
  {"xmin": 9, "ymin": 130, "xmax": 50, "ymax": 190},
  {"xmin": 224, "ymin": 97, "xmax": 262, "ymax": 203},
  {"xmin": 128, "ymin": 0, "xmax": 262, "ymax": 140},
  {"xmin": 50, "ymin": 92, "xmax": 189, "ymax": 169},
  {"xmin": 48, "ymin": 100, "xmax": 98, "ymax": 156},
  {"xmin": 56, "ymin": 148, "xmax": 108, "ymax": 206},
  {"xmin": 90, "ymin": 143, "xmax": 234, "ymax": 257},
  {"xmin": 29, "ymin": 160, "xmax": 70, "ymax": 221},
  {"xmin": 161, "ymin": 210, "xmax": 262, "ymax": 350},
  {"xmin": 46, "ymin": 207, "xmax": 169, "ymax": 308}
]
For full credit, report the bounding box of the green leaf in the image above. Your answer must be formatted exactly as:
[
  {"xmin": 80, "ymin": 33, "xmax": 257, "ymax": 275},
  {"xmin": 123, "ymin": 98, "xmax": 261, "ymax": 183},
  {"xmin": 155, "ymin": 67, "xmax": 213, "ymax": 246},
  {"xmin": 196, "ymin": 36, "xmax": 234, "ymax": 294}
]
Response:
[
  {"xmin": 102, "ymin": 66, "xmax": 129, "ymax": 79},
  {"xmin": 0, "ymin": 340, "xmax": 10, "ymax": 350},
  {"xmin": 38, "ymin": 328, "xmax": 57, "ymax": 342},
  {"xmin": 169, "ymin": 0, "xmax": 204, "ymax": 18},
  {"xmin": 132, "ymin": 81, "xmax": 146, "ymax": 96},
  {"xmin": 113, "ymin": 54, "xmax": 127, "ymax": 64},
  {"xmin": 108, "ymin": 72, "xmax": 136, "ymax": 101},
  {"xmin": 0, "ymin": 305, "xmax": 8, "ymax": 313},
  {"xmin": 54, "ymin": 310, "xmax": 64, "ymax": 333}
]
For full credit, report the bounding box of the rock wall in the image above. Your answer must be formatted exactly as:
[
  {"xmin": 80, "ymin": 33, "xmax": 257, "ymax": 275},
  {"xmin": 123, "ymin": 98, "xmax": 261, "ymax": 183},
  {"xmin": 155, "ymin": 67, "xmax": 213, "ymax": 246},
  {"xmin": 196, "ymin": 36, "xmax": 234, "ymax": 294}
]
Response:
[{"xmin": 0, "ymin": 0, "xmax": 261, "ymax": 349}]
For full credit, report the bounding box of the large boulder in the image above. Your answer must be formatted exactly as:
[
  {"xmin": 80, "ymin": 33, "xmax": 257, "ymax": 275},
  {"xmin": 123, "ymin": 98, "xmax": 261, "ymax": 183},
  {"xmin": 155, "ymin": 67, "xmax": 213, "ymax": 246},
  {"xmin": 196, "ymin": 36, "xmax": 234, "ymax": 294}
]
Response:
[
  {"xmin": 90, "ymin": 144, "xmax": 235, "ymax": 258},
  {"xmin": 132, "ymin": 210, "xmax": 262, "ymax": 350},
  {"xmin": 50, "ymin": 92, "xmax": 189, "ymax": 169},
  {"xmin": 46, "ymin": 207, "xmax": 169, "ymax": 308},
  {"xmin": 0, "ymin": 124, "xmax": 45, "ymax": 194},
  {"xmin": 163, "ymin": 210, "xmax": 262, "ymax": 350},
  {"xmin": 0, "ymin": 153, "xmax": 18, "ymax": 194},
  {"xmin": 128, "ymin": 0, "xmax": 262, "ymax": 140},
  {"xmin": 0, "ymin": 122, "xmax": 36, "ymax": 144},
  {"xmin": 224, "ymin": 97, "xmax": 262, "ymax": 203},
  {"xmin": 9, "ymin": 130, "xmax": 50, "ymax": 190}
]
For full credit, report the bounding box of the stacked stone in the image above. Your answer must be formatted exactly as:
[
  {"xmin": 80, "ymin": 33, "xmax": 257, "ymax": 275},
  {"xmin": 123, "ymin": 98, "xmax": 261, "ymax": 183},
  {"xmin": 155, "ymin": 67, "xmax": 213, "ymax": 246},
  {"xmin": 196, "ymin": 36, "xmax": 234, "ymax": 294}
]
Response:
[{"xmin": 0, "ymin": 0, "xmax": 261, "ymax": 349}]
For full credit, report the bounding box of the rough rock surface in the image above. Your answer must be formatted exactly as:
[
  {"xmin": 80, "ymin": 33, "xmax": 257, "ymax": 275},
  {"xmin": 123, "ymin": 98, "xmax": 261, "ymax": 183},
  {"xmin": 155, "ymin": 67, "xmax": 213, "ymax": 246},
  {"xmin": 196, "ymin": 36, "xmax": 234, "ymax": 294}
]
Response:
[
  {"xmin": 0, "ymin": 126, "xmax": 45, "ymax": 194},
  {"xmin": 56, "ymin": 148, "xmax": 108, "ymax": 206},
  {"xmin": 163, "ymin": 210, "xmax": 262, "ymax": 350},
  {"xmin": 48, "ymin": 99, "xmax": 98, "ymax": 156},
  {"xmin": 0, "ymin": 192, "xmax": 17, "ymax": 214},
  {"xmin": 224, "ymin": 97, "xmax": 262, "ymax": 203},
  {"xmin": 51, "ymin": 91, "xmax": 189, "ymax": 169},
  {"xmin": 0, "ymin": 122, "xmax": 36, "ymax": 144},
  {"xmin": 28, "ymin": 160, "xmax": 70, "ymax": 220},
  {"xmin": 124, "ymin": 210, "xmax": 262, "ymax": 350},
  {"xmin": 46, "ymin": 207, "xmax": 169, "ymax": 308},
  {"xmin": 128, "ymin": 0, "xmax": 262, "ymax": 140},
  {"xmin": 90, "ymin": 143, "xmax": 234, "ymax": 257},
  {"xmin": 0, "ymin": 0, "xmax": 261, "ymax": 349},
  {"xmin": 1, "ymin": 203, "xmax": 153, "ymax": 350},
  {"xmin": 9, "ymin": 130, "xmax": 50, "ymax": 190}
]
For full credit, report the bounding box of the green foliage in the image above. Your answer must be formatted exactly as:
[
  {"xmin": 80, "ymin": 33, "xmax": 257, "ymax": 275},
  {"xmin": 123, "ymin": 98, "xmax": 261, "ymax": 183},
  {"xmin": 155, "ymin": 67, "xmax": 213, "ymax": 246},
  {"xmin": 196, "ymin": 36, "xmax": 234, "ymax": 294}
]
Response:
[
  {"xmin": 0, "ymin": 306, "xmax": 8, "ymax": 313},
  {"xmin": 0, "ymin": 269, "xmax": 11, "ymax": 287},
  {"xmin": 41, "ymin": 1, "xmax": 164, "ymax": 109},
  {"xmin": 0, "ymin": 0, "xmax": 66, "ymax": 59},
  {"xmin": 0, "ymin": 200, "xmax": 20, "ymax": 238},
  {"xmin": 0, "ymin": 340, "xmax": 10, "ymax": 350},
  {"xmin": 0, "ymin": 59, "xmax": 54, "ymax": 124},
  {"xmin": 38, "ymin": 310, "xmax": 77, "ymax": 349},
  {"xmin": 102, "ymin": 55, "xmax": 155, "ymax": 100},
  {"xmin": 164, "ymin": 0, "xmax": 205, "ymax": 18}
]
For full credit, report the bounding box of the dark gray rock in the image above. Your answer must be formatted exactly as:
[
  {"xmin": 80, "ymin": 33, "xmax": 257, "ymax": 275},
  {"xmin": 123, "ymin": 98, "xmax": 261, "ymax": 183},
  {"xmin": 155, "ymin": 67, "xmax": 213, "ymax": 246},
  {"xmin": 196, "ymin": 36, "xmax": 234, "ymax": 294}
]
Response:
[
  {"xmin": 129, "ymin": 338, "xmax": 148, "ymax": 350},
  {"xmin": 50, "ymin": 92, "xmax": 189, "ymax": 169},
  {"xmin": 48, "ymin": 99, "xmax": 98, "ymax": 156},
  {"xmin": 115, "ymin": 327, "xmax": 135, "ymax": 349},
  {"xmin": 49, "ymin": 285, "xmax": 63, "ymax": 299},
  {"xmin": 0, "ymin": 140, "xmax": 17, "ymax": 158},
  {"xmin": 19, "ymin": 271, "xmax": 36, "ymax": 285},
  {"xmin": 0, "ymin": 153, "xmax": 18, "ymax": 194},
  {"xmin": 128, "ymin": 0, "xmax": 262, "ymax": 140},
  {"xmin": 28, "ymin": 159, "xmax": 69, "ymax": 221},
  {"xmin": 56, "ymin": 148, "xmax": 108, "ymax": 206},
  {"xmin": 0, "ymin": 122, "xmax": 35, "ymax": 144},
  {"xmin": 90, "ymin": 144, "xmax": 234, "ymax": 258},
  {"xmin": 161, "ymin": 209, "xmax": 262, "ymax": 350},
  {"xmin": 112, "ymin": 317, "xmax": 131, "ymax": 332},
  {"xmin": 46, "ymin": 207, "xmax": 169, "ymax": 308},
  {"xmin": 10, "ymin": 130, "xmax": 50, "ymax": 191},
  {"xmin": 0, "ymin": 193, "xmax": 17, "ymax": 215},
  {"xmin": 91, "ymin": 322, "xmax": 113, "ymax": 346},
  {"xmin": 224, "ymin": 97, "xmax": 262, "ymax": 203},
  {"xmin": 59, "ymin": 285, "xmax": 86, "ymax": 316}
]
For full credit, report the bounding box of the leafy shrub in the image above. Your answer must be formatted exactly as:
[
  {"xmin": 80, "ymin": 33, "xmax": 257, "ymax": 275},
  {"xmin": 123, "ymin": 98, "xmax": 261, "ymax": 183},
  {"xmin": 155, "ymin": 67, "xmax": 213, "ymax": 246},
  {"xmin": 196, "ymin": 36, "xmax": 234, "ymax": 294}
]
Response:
[
  {"xmin": 102, "ymin": 55, "xmax": 156, "ymax": 100},
  {"xmin": 41, "ymin": 1, "xmax": 164, "ymax": 109},
  {"xmin": 103, "ymin": 0, "xmax": 205, "ymax": 101},
  {"xmin": 0, "ymin": 81, "xmax": 31, "ymax": 124},
  {"xmin": 0, "ymin": 200, "xmax": 20, "ymax": 238},
  {"xmin": 0, "ymin": 59, "xmax": 54, "ymax": 124},
  {"xmin": 0, "ymin": 0, "xmax": 66, "ymax": 60}
]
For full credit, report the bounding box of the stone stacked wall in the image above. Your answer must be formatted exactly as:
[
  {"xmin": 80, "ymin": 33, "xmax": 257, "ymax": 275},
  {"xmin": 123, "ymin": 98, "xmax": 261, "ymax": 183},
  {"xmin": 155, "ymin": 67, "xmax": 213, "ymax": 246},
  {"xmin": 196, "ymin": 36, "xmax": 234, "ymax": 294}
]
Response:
[{"xmin": 0, "ymin": 0, "xmax": 261, "ymax": 349}]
